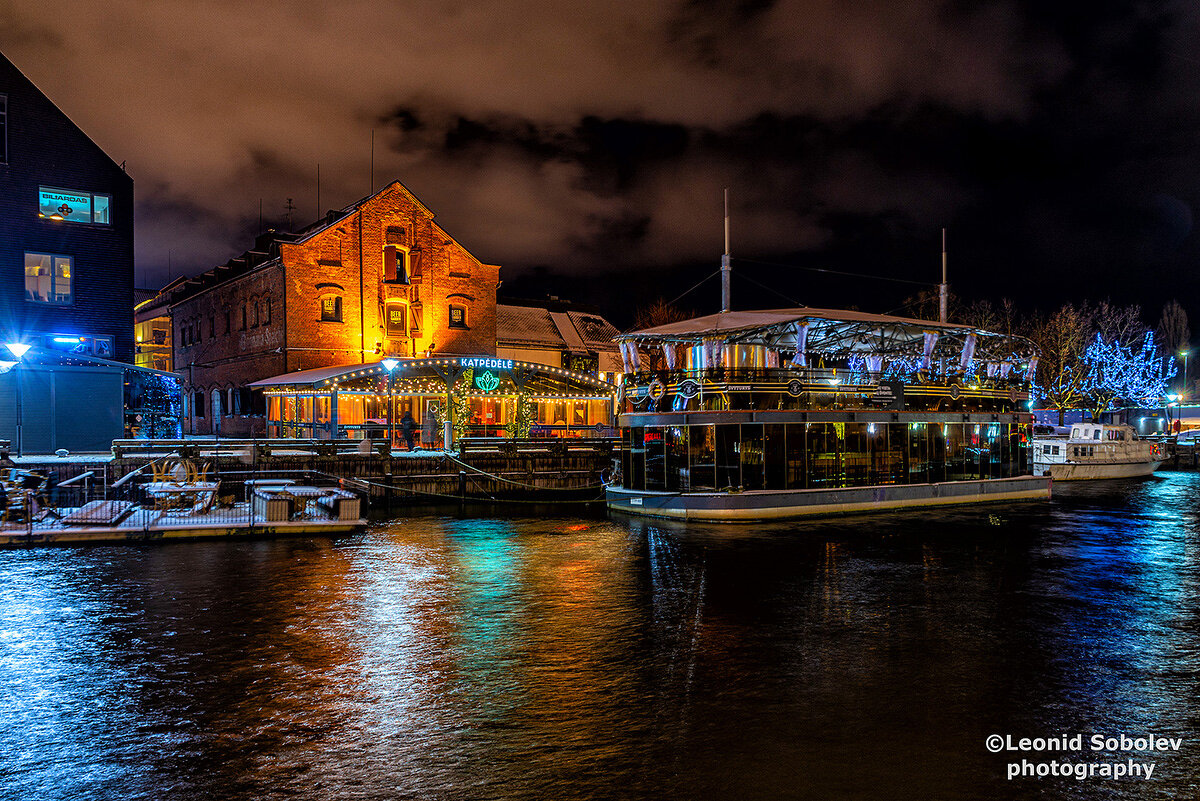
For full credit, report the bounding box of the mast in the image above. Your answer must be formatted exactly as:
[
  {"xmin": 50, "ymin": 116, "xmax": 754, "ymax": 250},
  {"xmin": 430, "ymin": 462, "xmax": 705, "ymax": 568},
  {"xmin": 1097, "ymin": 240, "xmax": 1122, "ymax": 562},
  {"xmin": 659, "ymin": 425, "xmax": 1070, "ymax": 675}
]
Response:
[
  {"xmin": 939, "ymin": 227, "xmax": 948, "ymax": 324},
  {"xmin": 721, "ymin": 188, "xmax": 731, "ymax": 313}
]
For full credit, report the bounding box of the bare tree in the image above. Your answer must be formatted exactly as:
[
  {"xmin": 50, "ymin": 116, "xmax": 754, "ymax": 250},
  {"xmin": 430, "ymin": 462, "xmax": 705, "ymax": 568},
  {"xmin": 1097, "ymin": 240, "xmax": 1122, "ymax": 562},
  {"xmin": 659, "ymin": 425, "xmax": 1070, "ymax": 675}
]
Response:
[
  {"xmin": 1157, "ymin": 300, "xmax": 1191, "ymax": 391},
  {"xmin": 1027, "ymin": 304, "xmax": 1095, "ymax": 424},
  {"xmin": 632, "ymin": 298, "xmax": 691, "ymax": 331},
  {"xmin": 1158, "ymin": 299, "xmax": 1191, "ymax": 353}
]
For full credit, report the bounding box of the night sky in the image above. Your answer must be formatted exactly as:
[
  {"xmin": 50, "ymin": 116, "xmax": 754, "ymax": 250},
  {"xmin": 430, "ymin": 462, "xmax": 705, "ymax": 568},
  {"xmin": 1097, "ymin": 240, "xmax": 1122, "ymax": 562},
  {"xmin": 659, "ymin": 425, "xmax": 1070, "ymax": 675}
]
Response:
[{"xmin": 4, "ymin": 1, "xmax": 1199, "ymax": 327}]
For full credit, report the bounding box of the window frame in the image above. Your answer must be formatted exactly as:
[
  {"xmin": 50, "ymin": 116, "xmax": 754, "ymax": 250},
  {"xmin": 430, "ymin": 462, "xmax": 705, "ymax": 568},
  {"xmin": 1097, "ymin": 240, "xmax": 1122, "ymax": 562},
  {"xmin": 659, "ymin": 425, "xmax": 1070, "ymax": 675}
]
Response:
[
  {"xmin": 320, "ymin": 294, "xmax": 343, "ymax": 322},
  {"xmin": 24, "ymin": 251, "xmax": 74, "ymax": 306},
  {"xmin": 385, "ymin": 301, "xmax": 407, "ymax": 337},
  {"xmin": 382, "ymin": 244, "xmax": 410, "ymax": 284},
  {"xmin": 37, "ymin": 185, "xmax": 112, "ymax": 225}
]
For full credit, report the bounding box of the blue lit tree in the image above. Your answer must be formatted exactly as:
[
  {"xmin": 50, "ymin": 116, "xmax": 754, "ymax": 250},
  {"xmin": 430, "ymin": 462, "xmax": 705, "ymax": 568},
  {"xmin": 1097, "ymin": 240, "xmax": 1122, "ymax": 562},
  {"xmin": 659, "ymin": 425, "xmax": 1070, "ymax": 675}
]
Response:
[{"xmin": 1081, "ymin": 331, "xmax": 1176, "ymax": 420}]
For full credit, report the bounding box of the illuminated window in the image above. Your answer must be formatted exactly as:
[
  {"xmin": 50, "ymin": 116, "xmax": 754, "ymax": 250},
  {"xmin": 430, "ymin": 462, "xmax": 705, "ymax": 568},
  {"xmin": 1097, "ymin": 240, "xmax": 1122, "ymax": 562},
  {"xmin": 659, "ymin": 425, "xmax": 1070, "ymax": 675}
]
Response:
[
  {"xmin": 386, "ymin": 302, "xmax": 406, "ymax": 337},
  {"xmin": 320, "ymin": 295, "xmax": 343, "ymax": 322},
  {"xmin": 448, "ymin": 304, "xmax": 467, "ymax": 329},
  {"xmin": 38, "ymin": 186, "xmax": 111, "ymax": 225},
  {"xmin": 0, "ymin": 94, "xmax": 6, "ymax": 164},
  {"xmin": 383, "ymin": 245, "xmax": 409, "ymax": 283},
  {"xmin": 24, "ymin": 253, "xmax": 72, "ymax": 304}
]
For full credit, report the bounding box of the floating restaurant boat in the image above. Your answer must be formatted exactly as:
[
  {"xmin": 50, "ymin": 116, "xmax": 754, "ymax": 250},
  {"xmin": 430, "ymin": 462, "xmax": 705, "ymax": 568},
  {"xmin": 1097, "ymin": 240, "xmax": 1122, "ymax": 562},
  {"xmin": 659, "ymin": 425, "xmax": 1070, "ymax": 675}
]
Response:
[
  {"xmin": 1031, "ymin": 422, "xmax": 1164, "ymax": 481},
  {"xmin": 604, "ymin": 307, "xmax": 1051, "ymax": 521},
  {"xmin": 0, "ymin": 469, "xmax": 364, "ymax": 547}
]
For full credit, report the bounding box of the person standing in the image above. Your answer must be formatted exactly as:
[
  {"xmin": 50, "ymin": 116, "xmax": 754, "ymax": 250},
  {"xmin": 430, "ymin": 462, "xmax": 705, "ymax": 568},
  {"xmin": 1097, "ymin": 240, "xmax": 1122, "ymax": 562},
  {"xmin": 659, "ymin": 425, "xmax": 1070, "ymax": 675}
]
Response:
[{"xmin": 400, "ymin": 410, "xmax": 417, "ymax": 451}]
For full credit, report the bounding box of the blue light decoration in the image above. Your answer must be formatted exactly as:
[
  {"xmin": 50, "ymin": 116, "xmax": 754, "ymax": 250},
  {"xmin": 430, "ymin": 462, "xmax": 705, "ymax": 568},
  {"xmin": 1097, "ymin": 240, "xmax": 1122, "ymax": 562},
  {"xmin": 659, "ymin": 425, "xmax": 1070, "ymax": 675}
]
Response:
[
  {"xmin": 1080, "ymin": 331, "xmax": 1177, "ymax": 413},
  {"xmin": 124, "ymin": 370, "xmax": 184, "ymax": 438}
]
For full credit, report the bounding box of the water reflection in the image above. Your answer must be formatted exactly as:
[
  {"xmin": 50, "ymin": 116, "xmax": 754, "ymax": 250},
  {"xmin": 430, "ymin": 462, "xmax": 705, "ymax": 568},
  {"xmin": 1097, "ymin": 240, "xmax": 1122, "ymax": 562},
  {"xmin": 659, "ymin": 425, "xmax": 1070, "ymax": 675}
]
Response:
[{"xmin": 1, "ymin": 476, "xmax": 1199, "ymax": 798}]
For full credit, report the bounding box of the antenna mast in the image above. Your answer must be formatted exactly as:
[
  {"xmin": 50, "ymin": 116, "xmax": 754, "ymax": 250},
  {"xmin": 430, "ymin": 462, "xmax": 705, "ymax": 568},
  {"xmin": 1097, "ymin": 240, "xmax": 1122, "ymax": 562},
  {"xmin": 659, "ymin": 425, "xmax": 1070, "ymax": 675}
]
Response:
[
  {"xmin": 721, "ymin": 188, "xmax": 731, "ymax": 313},
  {"xmin": 939, "ymin": 228, "xmax": 948, "ymax": 323}
]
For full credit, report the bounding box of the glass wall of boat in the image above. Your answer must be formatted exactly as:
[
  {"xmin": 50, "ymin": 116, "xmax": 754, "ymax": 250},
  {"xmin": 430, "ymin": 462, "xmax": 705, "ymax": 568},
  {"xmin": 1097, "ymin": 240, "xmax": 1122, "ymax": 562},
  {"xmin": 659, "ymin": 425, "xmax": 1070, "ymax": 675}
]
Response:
[
  {"xmin": 615, "ymin": 320, "xmax": 1039, "ymax": 493},
  {"xmin": 0, "ymin": 458, "xmax": 354, "ymax": 532}
]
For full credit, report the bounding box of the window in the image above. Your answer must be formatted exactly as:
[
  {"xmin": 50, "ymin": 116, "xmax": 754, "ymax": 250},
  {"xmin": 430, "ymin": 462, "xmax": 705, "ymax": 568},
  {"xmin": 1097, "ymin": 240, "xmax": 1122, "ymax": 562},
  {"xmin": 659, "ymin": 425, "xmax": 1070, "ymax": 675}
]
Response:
[
  {"xmin": 383, "ymin": 245, "xmax": 409, "ymax": 283},
  {"xmin": 38, "ymin": 186, "xmax": 111, "ymax": 225},
  {"xmin": 24, "ymin": 253, "xmax": 72, "ymax": 304},
  {"xmin": 251, "ymin": 298, "xmax": 259, "ymax": 327},
  {"xmin": 240, "ymin": 305, "xmax": 246, "ymax": 330},
  {"xmin": 0, "ymin": 94, "xmax": 6, "ymax": 164},
  {"xmin": 386, "ymin": 302, "xmax": 406, "ymax": 337},
  {"xmin": 194, "ymin": 391, "xmax": 206, "ymax": 418},
  {"xmin": 223, "ymin": 310, "xmax": 231, "ymax": 334},
  {"xmin": 264, "ymin": 297, "xmax": 271, "ymax": 325},
  {"xmin": 209, "ymin": 316, "xmax": 215, "ymax": 338},
  {"xmin": 320, "ymin": 295, "xmax": 343, "ymax": 322},
  {"xmin": 448, "ymin": 304, "xmax": 467, "ymax": 329}
]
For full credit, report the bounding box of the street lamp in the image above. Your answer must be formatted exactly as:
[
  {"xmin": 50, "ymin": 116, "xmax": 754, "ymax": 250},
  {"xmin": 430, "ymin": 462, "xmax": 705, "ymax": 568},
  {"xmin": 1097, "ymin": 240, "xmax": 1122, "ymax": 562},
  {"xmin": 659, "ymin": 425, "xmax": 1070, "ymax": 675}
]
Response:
[
  {"xmin": 382, "ymin": 358, "xmax": 398, "ymax": 448},
  {"xmin": 4, "ymin": 343, "xmax": 30, "ymax": 457},
  {"xmin": 1180, "ymin": 350, "xmax": 1190, "ymax": 397}
]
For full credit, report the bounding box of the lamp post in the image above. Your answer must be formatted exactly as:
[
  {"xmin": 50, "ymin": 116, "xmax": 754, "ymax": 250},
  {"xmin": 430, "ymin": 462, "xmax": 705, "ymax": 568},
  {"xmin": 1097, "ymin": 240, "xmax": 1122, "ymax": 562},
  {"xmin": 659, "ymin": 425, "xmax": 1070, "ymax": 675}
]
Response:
[
  {"xmin": 4, "ymin": 343, "xmax": 30, "ymax": 457},
  {"xmin": 382, "ymin": 358, "xmax": 398, "ymax": 448},
  {"xmin": 1181, "ymin": 350, "xmax": 1190, "ymax": 397}
]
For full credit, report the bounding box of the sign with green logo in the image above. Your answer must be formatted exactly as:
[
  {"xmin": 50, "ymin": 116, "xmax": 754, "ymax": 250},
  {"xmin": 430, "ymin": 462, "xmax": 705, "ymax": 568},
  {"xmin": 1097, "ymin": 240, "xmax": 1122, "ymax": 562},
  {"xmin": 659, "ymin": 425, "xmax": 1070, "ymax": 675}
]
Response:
[{"xmin": 475, "ymin": 370, "xmax": 500, "ymax": 392}]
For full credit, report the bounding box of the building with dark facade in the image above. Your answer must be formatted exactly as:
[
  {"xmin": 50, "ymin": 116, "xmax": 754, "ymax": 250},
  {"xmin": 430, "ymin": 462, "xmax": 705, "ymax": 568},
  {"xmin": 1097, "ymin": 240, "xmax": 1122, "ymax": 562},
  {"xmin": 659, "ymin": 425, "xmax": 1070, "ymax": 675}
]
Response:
[
  {"xmin": 0, "ymin": 50, "xmax": 151, "ymax": 453},
  {"xmin": 0, "ymin": 51, "xmax": 134, "ymax": 361}
]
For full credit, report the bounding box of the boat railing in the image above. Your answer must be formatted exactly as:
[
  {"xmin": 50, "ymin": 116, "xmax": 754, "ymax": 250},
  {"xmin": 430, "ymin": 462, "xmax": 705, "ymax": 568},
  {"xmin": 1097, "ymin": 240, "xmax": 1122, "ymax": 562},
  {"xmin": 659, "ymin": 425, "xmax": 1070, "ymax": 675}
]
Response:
[{"xmin": 626, "ymin": 367, "xmax": 1026, "ymax": 389}]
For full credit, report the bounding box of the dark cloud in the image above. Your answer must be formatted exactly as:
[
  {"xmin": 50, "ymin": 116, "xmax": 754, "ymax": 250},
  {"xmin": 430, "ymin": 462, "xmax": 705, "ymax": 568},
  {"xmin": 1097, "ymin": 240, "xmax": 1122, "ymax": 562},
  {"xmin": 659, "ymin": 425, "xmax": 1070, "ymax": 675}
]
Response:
[{"xmin": 2, "ymin": 0, "xmax": 1200, "ymax": 325}]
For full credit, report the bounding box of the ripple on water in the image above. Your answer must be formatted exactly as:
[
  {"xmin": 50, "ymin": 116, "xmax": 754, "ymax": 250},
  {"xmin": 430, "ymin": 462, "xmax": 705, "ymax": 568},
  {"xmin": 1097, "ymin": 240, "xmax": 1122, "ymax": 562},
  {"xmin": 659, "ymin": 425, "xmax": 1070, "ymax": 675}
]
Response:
[{"xmin": 1, "ymin": 476, "xmax": 1200, "ymax": 799}]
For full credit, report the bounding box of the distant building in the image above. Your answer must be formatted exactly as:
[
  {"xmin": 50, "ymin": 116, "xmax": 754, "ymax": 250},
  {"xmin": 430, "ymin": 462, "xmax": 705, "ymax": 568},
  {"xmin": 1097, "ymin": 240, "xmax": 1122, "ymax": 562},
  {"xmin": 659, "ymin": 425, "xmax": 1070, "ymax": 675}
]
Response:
[
  {"xmin": 496, "ymin": 298, "xmax": 622, "ymax": 379},
  {"xmin": 159, "ymin": 180, "xmax": 501, "ymax": 435},
  {"xmin": 133, "ymin": 291, "xmax": 172, "ymax": 373}
]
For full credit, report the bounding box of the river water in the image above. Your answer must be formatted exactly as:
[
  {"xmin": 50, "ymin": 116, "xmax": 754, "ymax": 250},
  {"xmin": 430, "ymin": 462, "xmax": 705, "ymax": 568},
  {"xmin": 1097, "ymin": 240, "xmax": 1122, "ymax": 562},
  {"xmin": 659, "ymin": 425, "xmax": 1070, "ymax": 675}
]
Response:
[{"xmin": 2, "ymin": 474, "xmax": 1199, "ymax": 800}]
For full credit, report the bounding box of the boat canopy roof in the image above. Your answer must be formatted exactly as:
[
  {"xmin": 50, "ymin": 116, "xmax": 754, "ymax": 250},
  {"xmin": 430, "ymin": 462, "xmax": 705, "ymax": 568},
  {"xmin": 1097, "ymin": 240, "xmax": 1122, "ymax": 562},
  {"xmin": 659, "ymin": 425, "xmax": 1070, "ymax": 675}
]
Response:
[{"xmin": 617, "ymin": 307, "xmax": 1038, "ymax": 362}]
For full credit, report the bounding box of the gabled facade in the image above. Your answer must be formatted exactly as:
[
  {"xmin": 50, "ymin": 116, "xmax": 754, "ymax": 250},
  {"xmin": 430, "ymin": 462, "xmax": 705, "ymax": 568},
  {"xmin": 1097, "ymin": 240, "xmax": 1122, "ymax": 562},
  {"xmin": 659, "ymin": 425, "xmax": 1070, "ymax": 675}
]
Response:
[
  {"xmin": 0, "ymin": 51, "xmax": 134, "ymax": 361},
  {"xmin": 164, "ymin": 180, "xmax": 501, "ymax": 435}
]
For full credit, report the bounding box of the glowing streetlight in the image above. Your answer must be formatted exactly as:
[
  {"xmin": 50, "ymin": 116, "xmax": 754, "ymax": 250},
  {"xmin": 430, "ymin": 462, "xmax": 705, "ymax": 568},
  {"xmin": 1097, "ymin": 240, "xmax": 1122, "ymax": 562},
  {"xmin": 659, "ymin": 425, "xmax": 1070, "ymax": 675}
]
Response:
[
  {"xmin": 1180, "ymin": 350, "xmax": 1190, "ymax": 397},
  {"xmin": 382, "ymin": 359, "xmax": 399, "ymax": 448}
]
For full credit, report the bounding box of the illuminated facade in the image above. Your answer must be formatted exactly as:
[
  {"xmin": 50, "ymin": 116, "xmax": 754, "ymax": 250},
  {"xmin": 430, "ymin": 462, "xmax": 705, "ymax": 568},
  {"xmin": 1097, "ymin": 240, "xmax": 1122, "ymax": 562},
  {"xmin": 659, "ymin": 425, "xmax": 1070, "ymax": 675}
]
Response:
[
  {"xmin": 163, "ymin": 180, "xmax": 501, "ymax": 435},
  {"xmin": 250, "ymin": 356, "xmax": 615, "ymax": 446}
]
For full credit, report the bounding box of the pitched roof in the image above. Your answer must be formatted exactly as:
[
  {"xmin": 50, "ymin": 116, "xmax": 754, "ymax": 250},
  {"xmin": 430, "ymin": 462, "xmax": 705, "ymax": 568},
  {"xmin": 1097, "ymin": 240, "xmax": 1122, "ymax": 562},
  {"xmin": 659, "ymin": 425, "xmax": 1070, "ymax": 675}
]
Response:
[{"xmin": 497, "ymin": 304, "xmax": 620, "ymax": 352}]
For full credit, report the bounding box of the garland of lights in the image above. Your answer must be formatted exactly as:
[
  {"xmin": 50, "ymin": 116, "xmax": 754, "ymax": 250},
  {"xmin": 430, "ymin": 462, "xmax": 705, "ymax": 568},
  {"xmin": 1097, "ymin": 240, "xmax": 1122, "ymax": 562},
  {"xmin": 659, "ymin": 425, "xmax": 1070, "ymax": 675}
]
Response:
[{"xmin": 1079, "ymin": 331, "xmax": 1176, "ymax": 412}]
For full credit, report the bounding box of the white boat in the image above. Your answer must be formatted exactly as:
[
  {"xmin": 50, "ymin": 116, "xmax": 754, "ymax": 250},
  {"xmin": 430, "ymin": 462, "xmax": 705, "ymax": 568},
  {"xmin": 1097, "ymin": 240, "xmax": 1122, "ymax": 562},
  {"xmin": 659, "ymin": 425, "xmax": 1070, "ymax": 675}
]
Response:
[{"xmin": 1032, "ymin": 423, "xmax": 1164, "ymax": 481}]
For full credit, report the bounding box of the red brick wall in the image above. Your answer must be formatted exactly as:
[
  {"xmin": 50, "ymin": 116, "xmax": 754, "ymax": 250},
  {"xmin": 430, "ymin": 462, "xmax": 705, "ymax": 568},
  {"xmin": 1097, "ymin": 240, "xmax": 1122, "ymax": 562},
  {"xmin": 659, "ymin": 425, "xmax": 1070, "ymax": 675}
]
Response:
[
  {"xmin": 171, "ymin": 180, "xmax": 502, "ymax": 434},
  {"xmin": 171, "ymin": 265, "xmax": 285, "ymax": 434},
  {"xmin": 280, "ymin": 182, "xmax": 500, "ymax": 367}
]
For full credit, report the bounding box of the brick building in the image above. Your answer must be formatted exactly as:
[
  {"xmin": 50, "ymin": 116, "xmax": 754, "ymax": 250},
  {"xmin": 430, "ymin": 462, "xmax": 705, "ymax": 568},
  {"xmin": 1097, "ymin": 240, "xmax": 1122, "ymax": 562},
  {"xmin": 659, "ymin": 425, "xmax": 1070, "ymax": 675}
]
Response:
[{"xmin": 163, "ymin": 180, "xmax": 500, "ymax": 435}]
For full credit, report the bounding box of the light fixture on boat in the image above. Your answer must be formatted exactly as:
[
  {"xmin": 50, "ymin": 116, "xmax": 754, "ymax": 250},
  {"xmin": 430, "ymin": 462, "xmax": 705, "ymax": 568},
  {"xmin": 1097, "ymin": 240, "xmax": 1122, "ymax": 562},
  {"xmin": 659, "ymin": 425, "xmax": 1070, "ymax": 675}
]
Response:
[{"xmin": 5, "ymin": 342, "xmax": 30, "ymax": 359}]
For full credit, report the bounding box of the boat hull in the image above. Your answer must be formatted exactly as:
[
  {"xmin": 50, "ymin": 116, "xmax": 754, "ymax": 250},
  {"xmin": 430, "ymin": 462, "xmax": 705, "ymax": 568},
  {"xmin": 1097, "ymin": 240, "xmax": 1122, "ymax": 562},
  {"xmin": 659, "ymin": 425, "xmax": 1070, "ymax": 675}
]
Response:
[
  {"xmin": 605, "ymin": 475, "xmax": 1051, "ymax": 523},
  {"xmin": 1044, "ymin": 460, "xmax": 1163, "ymax": 481}
]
